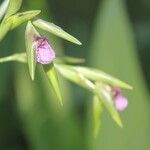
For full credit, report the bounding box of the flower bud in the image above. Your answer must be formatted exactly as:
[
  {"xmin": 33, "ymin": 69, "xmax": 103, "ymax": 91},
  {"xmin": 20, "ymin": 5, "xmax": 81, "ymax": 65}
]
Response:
[
  {"xmin": 34, "ymin": 36, "xmax": 55, "ymax": 64},
  {"xmin": 112, "ymin": 87, "xmax": 128, "ymax": 111},
  {"xmin": 114, "ymin": 95, "xmax": 128, "ymax": 111}
]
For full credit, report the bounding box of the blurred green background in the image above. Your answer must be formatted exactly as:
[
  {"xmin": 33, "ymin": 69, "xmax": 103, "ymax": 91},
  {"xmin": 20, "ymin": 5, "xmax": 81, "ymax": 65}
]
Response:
[{"xmin": 0, "ymin": 0, "xmax": 150, "ymax": 149}]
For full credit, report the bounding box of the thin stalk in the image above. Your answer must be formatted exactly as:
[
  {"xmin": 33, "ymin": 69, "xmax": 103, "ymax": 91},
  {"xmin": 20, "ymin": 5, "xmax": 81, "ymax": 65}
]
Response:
[{"xmin": 0, "ymin": 53, "xmax": 26, "ymax": 63}]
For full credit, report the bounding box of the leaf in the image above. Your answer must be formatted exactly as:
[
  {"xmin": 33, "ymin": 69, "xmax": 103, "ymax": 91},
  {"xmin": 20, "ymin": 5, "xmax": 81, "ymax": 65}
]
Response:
[
  {"xmin": 0, "ymin": 0, "xmax": 22, "ymax": 40},
  {"xmin": 55, "ymin": 64, "xmax": 95, "ymax": 92},
  {"xmin": 56, "ymin": 65, "xmax": 132, "ymax": 90},
  {"xmin": 25, "ymin": 21, "xmax": 40, "ymax": 80},
  {"xmin": 0, "ymin": 20, "xmax": 12, "ymax": 41},
  {"xmin": 0, "ymin": 10, "xmax": 40, "ymax": 41},
  {"xmin": 73, "ymin": 66, "xmax": 132, "ymax": 89},
  {"xmin": 93, "ymin": 95, "xmax": 103, "ymax": 138},
  {"xmin": 4, "ymin": 0, "xmax": 22, "ymax": 19},
  {"xmin": 33, "ymin": 19, "xmax": 82, "ymax": 45},
  {"xmin": 44, "ymin": 63, "xmax": 63, "ymax": 106},
  {"xmin": 55, "ymin": 56, "xmax": 85, "ymax": 64},
  {"xmin": 8, "ymin": 10, "xmax": 41, "ymax": 29},
  {"xmin": 95, "ymin": 83, "xmax": 123, "ymax": 127},
  {"xmin": 0, "ymin": 0, "xmax": 9, "ymax": 20}
]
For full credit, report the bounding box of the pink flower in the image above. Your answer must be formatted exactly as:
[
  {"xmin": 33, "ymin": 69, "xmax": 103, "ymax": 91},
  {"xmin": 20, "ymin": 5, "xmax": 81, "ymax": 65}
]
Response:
[
  {"xmin": 34, "ymin": 36, "xmax": 55, "ymax": 64},
  {"xmin": 112, "ymin": 88, "xmax": 128, "ymax": 111}
]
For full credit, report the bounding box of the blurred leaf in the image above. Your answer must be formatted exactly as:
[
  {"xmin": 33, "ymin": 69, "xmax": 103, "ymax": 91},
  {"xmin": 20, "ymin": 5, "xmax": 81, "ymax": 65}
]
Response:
[
  {"xmin": 96, "ymin": 83, "xmax": 122, "ymax": 127},
  {"xmin": 8, "ymin": 10, "xmax": 41, "ymax": 29},
  {"xmin": 93, "ymin": 95, "xmax": 103, "ymax": 138},
  {"xmin": 0, "ymin": 0, "xmax": 9, "ymax": 20},
  {"xmin": 0, "ymin": 20, "xmax": 12, "ymax": 41},
  {"xmin": 89, "ymin": 0, "xmax": 150, "ymax": 149},
  {"xmin": 55, "ymin": 64, "xmax": 95, "ymax": 92},
  {"xmin": 33, "ymin": 19, "xmax": 82, "ymax": 45},
  {"xmin": 25, "ymin": 21, "xmax": 40, "ymax": 80},
  {"xmin": 4, "ymin": 0, "xmax": 22, "ymax": 19},
  {"xmin": 44, "ymin": 63, "xmax": 63, "ymax": 106}
]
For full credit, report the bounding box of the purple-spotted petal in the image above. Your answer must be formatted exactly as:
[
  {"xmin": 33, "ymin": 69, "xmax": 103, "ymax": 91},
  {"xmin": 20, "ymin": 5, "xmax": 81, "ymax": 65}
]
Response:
[
  {"xmin": 34, "ymin": 36, "xmax": 56, "ymax": 64},
  {"xmin": 36, "ymin": 46, "xmax": 55, "ymax": 64}
]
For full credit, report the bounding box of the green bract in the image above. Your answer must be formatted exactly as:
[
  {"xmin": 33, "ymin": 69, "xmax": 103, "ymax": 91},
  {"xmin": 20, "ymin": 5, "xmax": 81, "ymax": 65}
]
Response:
[
  {"xmin": 0, "ymin": 0, "xmax": 9, "ymax": 20},
  {"xmin": 9, "ymin": 10, "xmax": 41, "ymax": 29},
  {"xmin": 55, "ymin": 64, "xmax": 132, "ymax": 90},
  {"xmin": 93, "ymin": 96, "xmax": 103, "ymax": 138},
  {"xmin": 3, "ymin": 0, "xmax": 22, "ymax": 19},
  {"xmin": 25, "ymin": 21, "xmax": 40, "ymax": 80},
  {"xmin": 0, "ymin": 19, "xmax": 12, "ymax": 41},
  {"xmin": 33, "ymin": 19, "xmax": 82, "ymax": 45},
  {"xmin": 95, "ymin": 83, "xmax": 123, "ymax": 127},
  {"xmin": 44, "ymin": 63, "xmax": 63, "ymax": 105}
]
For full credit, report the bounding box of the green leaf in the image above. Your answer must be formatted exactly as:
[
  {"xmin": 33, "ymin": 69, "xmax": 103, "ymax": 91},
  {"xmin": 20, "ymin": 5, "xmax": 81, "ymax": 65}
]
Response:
[
  {"xmin": 55, "ymin": 56, "xmax": 85, "ymax": 64},
  {"xmin": 25, "ymin": 21, "xmax": 40, "ymax": 80},
  {"xmin": 8, "ymin": 10, "xmax": 41, "ymax": 29},
  {"xmin": 0, "ymin": 10, "xmax": 40, "ymax": 41},
  {"xmin": 93, "ymin": 95, "xmax": 103, "ymax": 138},
  {"xmin": 4, "ymin": 0, "xmax": 22, "ymax": 19},
  {"xmin": 95, "ymin": 83, "xmax": 123, "ymax": 127},
  {"xmin": 0, "ymin": 0, "xmax": 9, "ymax": 20},
  {"xmin": 0, "ymin": 20, "xmax": 12, "ymax": 41},
  {"xmin": 44, "ymin": 63, "xmax": 63, "ymax": 106},
  {"xmin": 55, "ymin": 64, "xmax": 95, "ymax": 92},
  {"xmin": 33, "ymin": 19, "xmax": 82, "ymax": 45},
  {"xmin": 71, "ymin": 66, "xmax": 132, "ymax": 89},
  {"xmin": 0, "ymin": 0, "xmax": 22, "ymax": 40}
]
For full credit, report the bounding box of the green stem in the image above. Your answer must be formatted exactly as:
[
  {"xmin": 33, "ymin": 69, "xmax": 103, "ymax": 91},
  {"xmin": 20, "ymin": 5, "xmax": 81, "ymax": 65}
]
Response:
[{"xmin": 0, "ymin": 53, "xmax": 26, "ymax": 63}]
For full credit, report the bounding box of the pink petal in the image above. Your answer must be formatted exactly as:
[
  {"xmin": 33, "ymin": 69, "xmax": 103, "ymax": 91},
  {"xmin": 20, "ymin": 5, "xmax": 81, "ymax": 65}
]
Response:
[
  {"xmin": 34, "ymin": 36, "xmax": 56, "ymax": 64},
  {"xmin": 114, "ymin": 95, "xmax": 128, "ymax": 111}
]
